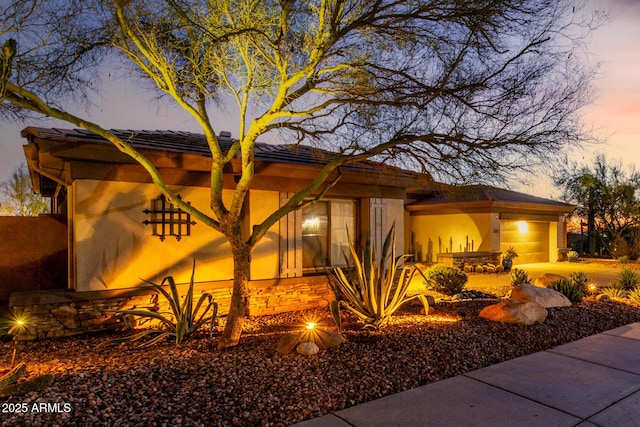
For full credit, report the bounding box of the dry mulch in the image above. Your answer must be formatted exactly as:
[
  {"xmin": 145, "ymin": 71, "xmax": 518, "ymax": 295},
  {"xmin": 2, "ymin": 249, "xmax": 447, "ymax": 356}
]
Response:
[{"xmin": 2, "ymin": 298, "xmax": 640, "ymax": 426}]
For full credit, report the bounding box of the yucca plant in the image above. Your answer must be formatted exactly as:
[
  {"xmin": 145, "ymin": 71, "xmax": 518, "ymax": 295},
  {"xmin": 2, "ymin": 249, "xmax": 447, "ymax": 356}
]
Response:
[
  {"xmin": 329, "ymin": 224, "xmax": 429, "ymax": 330},
  {"xmin": 600, "ymin": 283, "xmax": 627, "ymax": 300},
  {"xmin": 98, "ymin": 261, "xmax": 217, "ymax": 348},
  {"xmin": 628, "ymin": 287, "xmax": 640, "ymax": 303},
  {"xmin": 615, "ymin": 268, "xmax": 639, "ymax": 291}
]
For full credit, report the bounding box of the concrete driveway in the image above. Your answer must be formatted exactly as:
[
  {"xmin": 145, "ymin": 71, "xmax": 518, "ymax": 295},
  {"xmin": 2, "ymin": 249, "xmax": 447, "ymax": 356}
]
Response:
[{"xmin": 466, "ymin": 260, "xmax": 629, "ymax": 295}]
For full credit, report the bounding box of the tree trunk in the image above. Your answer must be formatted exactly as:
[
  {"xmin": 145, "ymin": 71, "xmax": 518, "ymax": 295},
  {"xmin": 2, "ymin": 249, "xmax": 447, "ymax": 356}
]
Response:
[
  {"xmin": 217, "ymin": 243, "xmax": 251, "ymax": 350},
  {"xmin": 588, "ymin": 207, "xmax": 596, "ymax": 256}
]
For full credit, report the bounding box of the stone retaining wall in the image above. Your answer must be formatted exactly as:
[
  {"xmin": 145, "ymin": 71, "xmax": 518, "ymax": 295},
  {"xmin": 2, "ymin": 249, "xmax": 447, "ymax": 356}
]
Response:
[
  {"xmin": 437, "ymin": 251, "xmax": 502, "ymax": 267},
  {"xmin": 9, "ymin": 276, "xmax": 335, "ymax": 340}
]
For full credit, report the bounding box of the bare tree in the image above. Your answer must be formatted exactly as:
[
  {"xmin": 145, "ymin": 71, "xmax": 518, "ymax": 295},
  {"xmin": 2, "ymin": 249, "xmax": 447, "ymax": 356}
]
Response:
[
  {"xmin": 1, "ymin": 0, "xmax": 599, "ymax": 348},
  {"xmin": 0, "ymin": 163, "xmax": 49, "ymax": 216}
]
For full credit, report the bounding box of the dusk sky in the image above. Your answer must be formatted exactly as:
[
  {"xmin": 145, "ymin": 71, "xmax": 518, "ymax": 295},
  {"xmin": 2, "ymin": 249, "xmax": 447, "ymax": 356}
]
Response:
[{"xmin": 1, "ymin": 0, "xmax": 638, "ymax": 199}]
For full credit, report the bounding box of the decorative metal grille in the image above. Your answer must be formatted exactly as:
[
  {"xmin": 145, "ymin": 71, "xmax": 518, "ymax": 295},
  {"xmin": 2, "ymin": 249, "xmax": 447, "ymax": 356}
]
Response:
[{"xmin": 143, "ymin": 194, "xmax": 195, "ymax": 241}]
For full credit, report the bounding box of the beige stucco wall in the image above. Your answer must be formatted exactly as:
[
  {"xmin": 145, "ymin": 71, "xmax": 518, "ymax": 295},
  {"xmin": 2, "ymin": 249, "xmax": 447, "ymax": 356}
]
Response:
[
  {"xmin": 386, "ymin": 198, "xmax": 406, "ymax": 257},
  {"xmin": 249, "ymin": 190, "xmax": 280, "ymax": 280},
  {"xmin": 409, "ymin": 212, "xmax": 496, "ymax": 261},
  {"xmin": 72, "ymin": 179, "xmax": 240, "ymax": 291}
]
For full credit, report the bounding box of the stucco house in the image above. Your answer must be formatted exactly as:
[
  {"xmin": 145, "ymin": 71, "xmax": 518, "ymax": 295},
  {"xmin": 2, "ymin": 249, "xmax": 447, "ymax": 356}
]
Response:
[
  {"xmin": 4, "ymin": 127, "xmax": 573, "ymax": 338},
  {"xmin": 407, "ymin": 185, "xmax": 575, "ymax": 265}
]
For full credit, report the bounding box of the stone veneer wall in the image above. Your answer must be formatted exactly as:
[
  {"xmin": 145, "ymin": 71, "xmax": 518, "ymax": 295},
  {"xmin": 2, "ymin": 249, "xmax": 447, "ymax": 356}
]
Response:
[
  {"xmin": 436, "ymin": 251, "xmax": 502, "ymax": 267},
  {"xmin": 9, "ymin": 276, "xmax": 335, "ymax": 340}
]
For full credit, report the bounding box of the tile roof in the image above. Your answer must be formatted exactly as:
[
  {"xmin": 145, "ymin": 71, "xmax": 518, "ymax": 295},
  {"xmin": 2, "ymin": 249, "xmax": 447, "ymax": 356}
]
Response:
[
  {"xmin": 409, "ymin": 184, "xmax": 574, "ymax": 208},
  {"xmin": 21, "ymin": 127, "xmax": 402, "ymax": 172}
]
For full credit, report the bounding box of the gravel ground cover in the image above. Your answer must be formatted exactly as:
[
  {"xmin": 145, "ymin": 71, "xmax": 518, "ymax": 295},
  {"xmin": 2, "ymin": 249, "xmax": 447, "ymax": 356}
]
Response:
[{"xmin": 2, "ymin": 298, "xmax": 640, "ymax": 426}]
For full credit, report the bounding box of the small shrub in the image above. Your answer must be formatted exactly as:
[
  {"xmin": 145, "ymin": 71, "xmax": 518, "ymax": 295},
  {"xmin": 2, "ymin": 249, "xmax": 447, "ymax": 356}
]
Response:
[
  {"xmin": 549, "ymin": 278, "xmax": 584, "ymax": 303},
  {"xmin": 569, "ymin": 272, "xmax": 589, "ymax": 295},
  {"xmin": 618, "ymin": 255, "xmax": 630, "ymax": 264},
  {"xmin": 628, "ymin": 287, "xmax": 640, "ymax": 303},
  {"xmin": 495, "ymin": 265, "xmax": 504, "ymax": 273},
  {"xmin": 615, "ymin": 268, "xmax": 639, "ymax": 291},
  {"xmin": 463, "ymin": 265, "xmax": 473, "ymax": 273},
  {"xmin": 475, "ymin": 265, "xmax": 484, "ymax": 273},
  {"xmin": 509, "ymin": 268, "xmax": 530, "ymax": 286},
  {"xmin": 601, "ymin": 285, "xmax": 626, "ymax": 300},
  {"xmin": 423, "ymin": 264, "xmax": 468, "ymax": 296},
  {"xmin": 502, "ymin": 246, "xmax": 518, "ymax": 260},
  {"xmin": 485, "ymin": 265, "xmax": 496, "ymax": 274}
]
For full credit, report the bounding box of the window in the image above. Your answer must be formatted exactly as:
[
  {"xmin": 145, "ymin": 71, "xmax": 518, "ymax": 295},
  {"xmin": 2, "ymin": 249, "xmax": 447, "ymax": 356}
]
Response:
[{"xmin": 301, "ymin": 199, "xmax": 355, "ymax": 270}]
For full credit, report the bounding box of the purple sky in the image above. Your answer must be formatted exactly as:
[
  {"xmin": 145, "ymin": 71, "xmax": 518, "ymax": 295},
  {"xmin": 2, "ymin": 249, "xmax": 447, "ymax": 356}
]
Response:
[{"xmin": 1, "ymin": 0, "xmax": 638, "ymax": 198}]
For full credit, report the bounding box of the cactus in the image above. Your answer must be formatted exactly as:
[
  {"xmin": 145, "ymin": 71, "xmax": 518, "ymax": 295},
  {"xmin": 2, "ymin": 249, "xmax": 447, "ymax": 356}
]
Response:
[{"xmin": 549, "ymin": 278, "xmax": 584, "ymax": 303}]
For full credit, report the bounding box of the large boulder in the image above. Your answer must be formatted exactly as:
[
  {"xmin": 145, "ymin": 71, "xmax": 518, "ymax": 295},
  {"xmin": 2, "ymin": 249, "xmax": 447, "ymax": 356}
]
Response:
[
  {"xmin": 509, "ymin": 283, "xmax": 572, "ymax": 308},
  {"xmin": 534, "ymin": 273, "xmax": 567, "ymax": 288},
  {"xmin": 479, "ymin": 300, "xmax": 548, "ymax": 325}
]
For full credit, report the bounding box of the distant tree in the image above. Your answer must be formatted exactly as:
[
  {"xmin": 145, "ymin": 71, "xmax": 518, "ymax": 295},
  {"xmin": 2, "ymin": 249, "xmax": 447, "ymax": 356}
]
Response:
[
  {"xmin": 0, "ymin": 163, "xmax": 49, "ymax": 216},
  {"xmin": 555, "ymin": 155, "xmax": 640, "ymax": 257},
  {"xmin": 1, "ymin": 0, "xmax": 600, "ymax": 348}
]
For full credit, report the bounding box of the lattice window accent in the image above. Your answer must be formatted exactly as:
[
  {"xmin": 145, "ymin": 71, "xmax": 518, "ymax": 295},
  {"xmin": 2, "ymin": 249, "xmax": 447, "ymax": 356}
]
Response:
[{"xmin": 143, "ymin": 194, "xmax": 195, "ymax": 241}]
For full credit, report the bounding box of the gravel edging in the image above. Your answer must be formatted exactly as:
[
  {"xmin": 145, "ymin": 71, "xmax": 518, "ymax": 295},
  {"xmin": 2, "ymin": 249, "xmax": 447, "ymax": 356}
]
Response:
[{"xmin": 2, "ymin": 298, "xmax": 640, "ymax": 426}]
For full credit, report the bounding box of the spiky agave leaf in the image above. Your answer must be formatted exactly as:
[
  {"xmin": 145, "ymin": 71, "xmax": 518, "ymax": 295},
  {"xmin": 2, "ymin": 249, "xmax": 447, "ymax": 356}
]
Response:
[
  {"xmin": 98, "ymin": 260, "xmax": 217, "ymax": 348},
  {"xmin": 329, "ymin": 224, "xmax": 430, "ymax": 330}
]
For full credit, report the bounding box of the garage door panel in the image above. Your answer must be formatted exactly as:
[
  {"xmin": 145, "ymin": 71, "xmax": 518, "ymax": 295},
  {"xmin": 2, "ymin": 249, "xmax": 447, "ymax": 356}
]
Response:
[{"xmin": 501, "ymin": 221, "xmax": 549, "ymax": 264}]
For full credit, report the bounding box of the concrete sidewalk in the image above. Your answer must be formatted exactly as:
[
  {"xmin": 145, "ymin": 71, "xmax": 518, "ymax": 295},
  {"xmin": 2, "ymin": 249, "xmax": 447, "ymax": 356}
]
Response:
[{"xmin": 292, "ymin": 323, "xmax": 640, "ymax": 427}]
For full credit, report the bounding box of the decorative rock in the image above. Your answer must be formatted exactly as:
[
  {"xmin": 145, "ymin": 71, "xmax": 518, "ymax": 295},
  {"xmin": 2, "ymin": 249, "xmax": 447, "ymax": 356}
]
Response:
[
  {"xmin": 276, "ymin": 333, "xmax": 300, "ymax": 355},
  {"xmin": 534, "ymin": 273, "xmax": 567, "ymax": 288},
  {"xmin": 509, "ymin": 283, "xmax": 572, "ymax": 308},
  {"xmin": 309, "ymin": 329, "xmax": 344, "ymax": 350},
  {"xmin": 479, "ymin": 300, "xmax": 547, "ymax": 325},
  {"xmin": 296, "ymin": 341, "xmax": 320, "ymax": 356}
]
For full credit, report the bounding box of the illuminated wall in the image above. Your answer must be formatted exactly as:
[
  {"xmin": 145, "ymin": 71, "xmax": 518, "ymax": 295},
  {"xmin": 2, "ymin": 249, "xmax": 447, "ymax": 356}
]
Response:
[
  {"xmin": 72, "ymin": 179, "xmax": 237, "ymax": 291},
  {"xmin": 500, "ymin": 220, "xmax": 550, "ymax": 264},
  {"xmin": 248, "ymin": 190, "xmax": 280, "ymax": 280},
  {"xmin": 409, "ymin": 213, "xmax": 497, "ymax": 261}
]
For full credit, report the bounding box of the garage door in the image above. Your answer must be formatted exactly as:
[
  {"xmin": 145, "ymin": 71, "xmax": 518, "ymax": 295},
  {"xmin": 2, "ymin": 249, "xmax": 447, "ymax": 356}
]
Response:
[{"xmin": 500, "ymin": 221, "xmax": 549, "ymax": 264}]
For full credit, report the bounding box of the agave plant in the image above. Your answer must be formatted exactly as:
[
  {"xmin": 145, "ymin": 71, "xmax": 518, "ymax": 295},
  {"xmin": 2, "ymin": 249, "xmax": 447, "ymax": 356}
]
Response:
[
  {"xmin": 99, "ymin": 261, "xmax": 217, "ymax": 348},
  {"xmin": 509, "ymin": 268, "xmax": 530, "ymax": 286},
  {"xmin": 329, "ymin": 224, "xmax": 429, "ymax": 330},
  {"xmin": 0, "ymin": 363, "xmax": 53, "ymax": 397}
]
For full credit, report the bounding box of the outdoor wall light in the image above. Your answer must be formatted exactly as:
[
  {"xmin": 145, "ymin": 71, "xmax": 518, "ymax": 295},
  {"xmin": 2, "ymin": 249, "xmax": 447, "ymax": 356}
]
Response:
[{"xmin": 516, "ymin": 221, "xmax": 529, "ymax": 234}]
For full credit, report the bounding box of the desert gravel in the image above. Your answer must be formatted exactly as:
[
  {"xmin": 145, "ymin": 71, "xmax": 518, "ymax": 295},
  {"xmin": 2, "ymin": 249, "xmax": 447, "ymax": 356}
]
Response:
[{"xmin": 2, "ymin": 298, "xmax": 640, "ymax": 426}]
